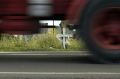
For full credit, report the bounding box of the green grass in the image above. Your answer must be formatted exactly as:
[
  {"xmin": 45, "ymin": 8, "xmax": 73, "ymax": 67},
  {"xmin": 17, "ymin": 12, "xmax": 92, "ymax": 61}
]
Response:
[{"xmin": 0, "ymin": 34, "xmax": 87, "ymax": 51}]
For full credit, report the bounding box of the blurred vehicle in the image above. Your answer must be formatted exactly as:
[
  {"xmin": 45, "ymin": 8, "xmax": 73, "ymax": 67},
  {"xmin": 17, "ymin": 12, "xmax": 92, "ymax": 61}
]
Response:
[{"xmin": 0, "ymin": 0, "xmax": 120, "ymax": 63}]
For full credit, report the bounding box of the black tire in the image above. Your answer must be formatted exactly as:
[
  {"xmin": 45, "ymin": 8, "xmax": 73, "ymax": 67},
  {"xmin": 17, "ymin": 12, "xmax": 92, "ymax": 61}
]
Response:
[{"xmin": 78, "ymin": 0, "xmax": 120, "ymax": 63}]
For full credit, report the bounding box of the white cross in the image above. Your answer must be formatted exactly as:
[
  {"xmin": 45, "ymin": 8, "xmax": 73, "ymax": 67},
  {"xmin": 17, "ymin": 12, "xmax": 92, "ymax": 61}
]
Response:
[{"xmin": 56, "ymin": 33, "xmax": 72, "ymax": 49}]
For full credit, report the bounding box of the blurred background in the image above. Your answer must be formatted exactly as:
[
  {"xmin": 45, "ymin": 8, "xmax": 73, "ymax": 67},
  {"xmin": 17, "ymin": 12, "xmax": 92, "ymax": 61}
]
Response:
[{"xmin": 0, "ymin": 20, "xmax": 86, "ymax": 51}]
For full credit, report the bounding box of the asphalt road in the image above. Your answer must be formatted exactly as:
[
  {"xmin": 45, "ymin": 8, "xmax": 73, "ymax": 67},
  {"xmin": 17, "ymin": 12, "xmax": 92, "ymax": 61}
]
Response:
[{"xmin": 0, "ymin": 51, "xmax": 119, "ymax": 79}]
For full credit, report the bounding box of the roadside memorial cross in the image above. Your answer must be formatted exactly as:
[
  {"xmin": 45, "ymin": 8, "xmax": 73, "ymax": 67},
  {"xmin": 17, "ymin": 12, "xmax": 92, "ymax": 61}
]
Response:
[{"xmin": 56, "ymin": 21, "xmax": 72, "ymax": 49}]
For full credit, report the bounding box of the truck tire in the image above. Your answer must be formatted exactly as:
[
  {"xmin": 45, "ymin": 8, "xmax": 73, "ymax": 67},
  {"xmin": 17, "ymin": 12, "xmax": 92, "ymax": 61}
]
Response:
[{"xmin": 78, "ymin": 0, "xmax": 120, "ymax": 63}]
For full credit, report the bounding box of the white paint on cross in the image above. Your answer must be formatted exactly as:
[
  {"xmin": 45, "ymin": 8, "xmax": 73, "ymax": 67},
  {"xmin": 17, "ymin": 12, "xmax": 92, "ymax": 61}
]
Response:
[{"xmin": 56, "ymin": 27, "xmax": 72, "ymax": 49}]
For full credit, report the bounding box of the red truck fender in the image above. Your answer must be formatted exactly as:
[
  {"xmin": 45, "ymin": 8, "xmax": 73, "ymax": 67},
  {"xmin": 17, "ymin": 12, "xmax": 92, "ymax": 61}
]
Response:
[{"xmin": 66, "ymin": 0, "xmax": 88, "ymax": 24}]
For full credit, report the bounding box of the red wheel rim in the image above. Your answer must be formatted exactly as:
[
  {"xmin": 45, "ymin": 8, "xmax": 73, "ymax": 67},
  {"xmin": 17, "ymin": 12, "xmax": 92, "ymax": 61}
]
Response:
[{"xmin": 91, "ymin": 7, "xmax": 120, "ymax": 50}]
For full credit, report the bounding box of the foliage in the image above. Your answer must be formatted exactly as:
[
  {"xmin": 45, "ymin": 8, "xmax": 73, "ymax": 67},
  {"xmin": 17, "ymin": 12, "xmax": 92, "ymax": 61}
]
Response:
[
  {"xmin": 0, "ymin": 34, "xmax": 86, "ymax": 51},
  {"xmin": 67, "ymin": 38, "xmax": 87, "ymax": 51}
]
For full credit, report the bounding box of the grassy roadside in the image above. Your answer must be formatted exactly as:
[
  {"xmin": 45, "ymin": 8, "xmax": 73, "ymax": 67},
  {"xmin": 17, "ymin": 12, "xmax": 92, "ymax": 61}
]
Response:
[{"xmin": 0, "ymin": 34, "xmax": 87, "ymax": 51}]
